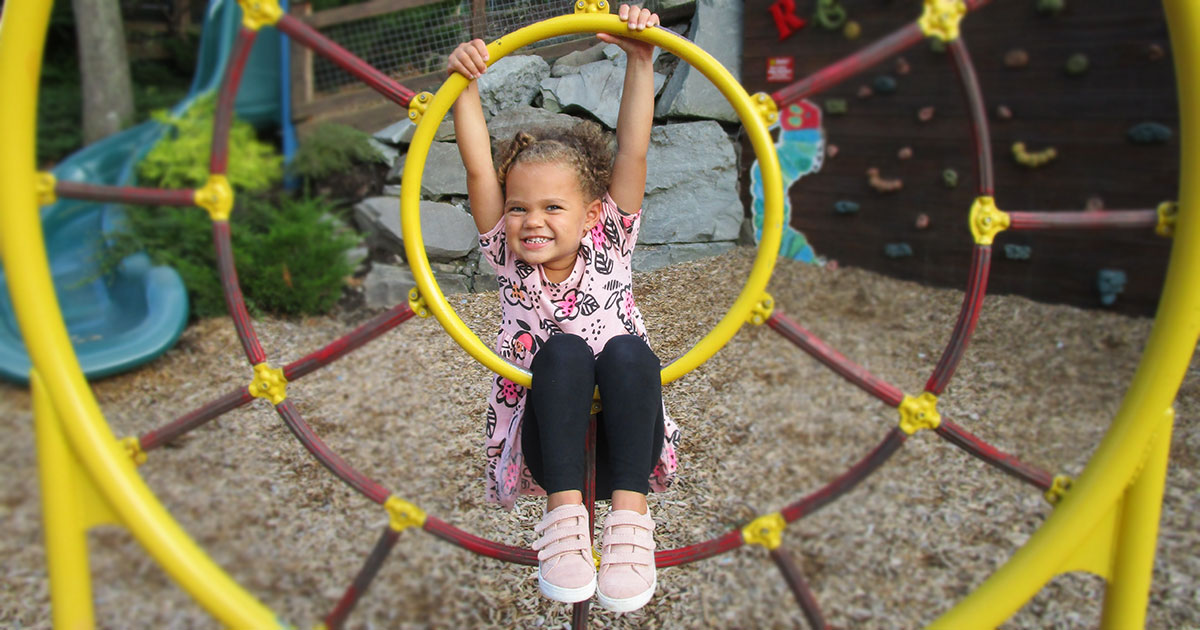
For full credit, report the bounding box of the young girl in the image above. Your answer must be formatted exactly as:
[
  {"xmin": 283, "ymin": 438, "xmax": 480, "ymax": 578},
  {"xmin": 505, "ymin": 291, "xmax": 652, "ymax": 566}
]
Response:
[{"xmin": 447, "ymin": 4, "xmax": 678, "ymax": 613}]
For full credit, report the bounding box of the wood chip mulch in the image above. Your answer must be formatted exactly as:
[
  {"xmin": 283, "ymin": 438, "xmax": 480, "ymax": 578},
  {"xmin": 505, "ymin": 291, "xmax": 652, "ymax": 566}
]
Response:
[{"xmin": 2, "ymin": 248, "xmax": 1196, "ymax": 629}]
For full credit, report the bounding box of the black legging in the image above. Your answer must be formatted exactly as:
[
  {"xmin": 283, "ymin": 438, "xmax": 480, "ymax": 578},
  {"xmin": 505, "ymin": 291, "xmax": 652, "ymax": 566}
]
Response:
[{"xmin": 522, "ymin": 334, "xmax": 665, "ymax": 499}]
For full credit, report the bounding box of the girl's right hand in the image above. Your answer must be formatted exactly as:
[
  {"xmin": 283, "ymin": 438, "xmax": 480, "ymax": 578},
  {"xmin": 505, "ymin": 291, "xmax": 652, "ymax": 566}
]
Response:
[{"xmin": 447, "ymin": 39, "xmax": 490, "ymax": 79}]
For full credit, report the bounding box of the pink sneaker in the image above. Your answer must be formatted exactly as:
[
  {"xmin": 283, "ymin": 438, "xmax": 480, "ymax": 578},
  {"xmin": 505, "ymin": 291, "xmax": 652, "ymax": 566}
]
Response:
[
  {"xmin": 531, "ymin": 504, "xmax": 596, "ymax": 603},
  {"xmin": 597, "ymin": 509, "xmax": 657, "ymax": 612}
]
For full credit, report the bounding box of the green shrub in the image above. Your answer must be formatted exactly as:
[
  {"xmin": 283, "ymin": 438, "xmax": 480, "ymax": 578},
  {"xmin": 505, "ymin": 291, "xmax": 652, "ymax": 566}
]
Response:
[
  {"xmin": 137, "ymin": 93, "xmax": 282, "ymax": 191},
  {"xmin": 290, "ymin": 122, "xmax": 386, "ymax": 181}
]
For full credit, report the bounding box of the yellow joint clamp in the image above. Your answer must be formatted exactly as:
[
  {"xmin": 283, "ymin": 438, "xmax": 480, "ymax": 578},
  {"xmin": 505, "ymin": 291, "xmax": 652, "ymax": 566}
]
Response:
[
  {"xmin": 408, "ymin": 287, "xmax": 430, "ymax": 318},
  {"xmin": 249, "ymin": 362, "xmax": 288, "ymax": 406},
  {"xmin": 237, "ymin": 0, "xmax": 283, "ymax": 30},
  {"xmin": 1156, "ymin": 200, "xmax": 1178, "ymax": 238},
  {"xmin": 36, "ymin": 171, "xmax": 56, "ymax": 206},
  {"xmin": 742, "ymin": 512, "xmax": 786, "ymax": 550},
  {"xmin": 1012, "ymin": 141, "xmax": 1057, "ymax": 167},
  {"xmin": 747, "ymin": 292, "xmax": 775, "ymax": 326},
  {"xmin": 752, "ymin": 93, "xmax": 780, "ymax": 127},
  {"xmin": 121, "ymin": 436, "xmax": 148, "ymax": 466},
  {"xmin": 1044, "ymin": 474, "xmax": 1073, "ymax": 505},
  {"xmin": 194, "ymin": 175, "xmax": 234, "ymax": 221},
  {"xmin": 968, "ymin": 196, "xmax": 1010, "ymax": 246},
  {"xmin": 385, "ymin": 496, "xmax": 428, "ymax": 532},
  {"xmin": 574, "ymin": 0, "xmax": 609, "ymax": 14},
  {"xmin": 407, "ymin": 91, "xmax": 433, "ymax": 123},
  {"xmin": 898, "ymin": 392, "xmax": 941, "ymax": 435},
  {"xmin": 591, "ymin": 388, "xmax": 603, "ymax": 415},
  {"xmin": 918, "ymin": 0, "xmax": 967, "ymax": 42}
]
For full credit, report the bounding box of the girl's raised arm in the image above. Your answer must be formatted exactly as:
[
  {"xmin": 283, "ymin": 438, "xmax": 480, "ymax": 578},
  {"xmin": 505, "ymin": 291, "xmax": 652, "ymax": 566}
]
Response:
[
  {"xmin": 448, "ymin": 40, "xmax": 504, "ymax": 232},
  {"xmin": 599, "ymin": 5, "xmax": 659, "ymax": 214}
]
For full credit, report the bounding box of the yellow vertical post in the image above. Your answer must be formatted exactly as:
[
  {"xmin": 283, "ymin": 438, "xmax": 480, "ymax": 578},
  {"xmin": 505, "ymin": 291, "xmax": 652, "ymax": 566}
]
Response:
[
  {"xmin": 1100, "ymin": 408, "xmax": 1174, "ymax": 629},
  {"xmin": 33, "ymin": 370, "xmax": 96, "ymax": 630}
]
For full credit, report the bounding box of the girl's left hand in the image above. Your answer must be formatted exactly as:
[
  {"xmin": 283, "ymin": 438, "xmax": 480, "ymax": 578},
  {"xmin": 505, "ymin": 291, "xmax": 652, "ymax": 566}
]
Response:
[{"xmin": 597, "ymin": 4, "xmax": 659, "ymax": 60}]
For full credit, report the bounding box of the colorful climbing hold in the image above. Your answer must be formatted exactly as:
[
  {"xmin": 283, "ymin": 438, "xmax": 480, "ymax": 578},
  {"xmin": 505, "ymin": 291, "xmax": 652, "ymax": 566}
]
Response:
[
  {"xmin": 898, "ymin": 146, "xmax": 913, "ymax": 160},
  {"xmin": 873, "ymin": 75, "xmax": 898, "ymax": 94},
  {"xmin": 1127, "ymin": 122, "xmax": 1172, "ymax": 144},
  {"xmin": 834, "ymin": 200, "xmax": 860, "ymax": 214},
  {"xmin": 918, "ymin": 106, "xmax": 936, "ymax": 122},
  {"xmin": 857, "ymin": 85, "xmax": 873, "ymax": 99},
  {"xmin": 996, "ymin": 104, "xmax": 1013, "ymax": 120},
  {"xmin": 1097, "ymin": 269, "xmax": 1126, "ymax": 306},
  {"xmin": 1004, "ymin": 244, "xmax": 1032, "ymax": 260},
  {"xmin": 1012, "ymin": 142, "xmax": 1058, "ymax": 167},
  {"xmin": 1065, "ymin": 53, "xmax": 1090, "ymax": 75},
  {"xmin": 1036, "ymin": 0, "xmax": 1065, "ymax": 15},
  {"xmin": 1085, "ymin": 196, "xmax": 1105, "ymax": 211},
  {"xmin": 930, "ymin": 38, "xmax": 947, "ymax": 54},
  {"xmin": 1004, "ymin": 49, "xmax": 1030, "ymax": 68},
  {"xmin": 824, "ymin": 99, "xmax": 849, "ymax": 115},
  {"xmin": 867, "ymin": 167, "xmax": 903, "ymax": 193},
  {"xmin": 843, "ymin": 20, "xmax": 861, "ymax": 40},
  {"xmin": 826, "ymin": 144, "xmax": 839, "ymax": 159},
  {"xmin": 814, "ymin": 0, "xmax": 848, "ymax": 30},
  {"xmin": 1148, "ymin": 43, "xmax": 1165, "ymax": 61},
  {"xmin": 942, "ymin": 168, "xmax": 959, "ymax": 188},
  {"xmin": 915, "ymin": 213, "xmax": 931, "ymax": 229},
  {"xmin": 884, "ymin": 243, "xmax": 914, "ymax": 258},
  {"xmin": 895, "ymin": 57, "xmax": 911, "ymax": 75}
]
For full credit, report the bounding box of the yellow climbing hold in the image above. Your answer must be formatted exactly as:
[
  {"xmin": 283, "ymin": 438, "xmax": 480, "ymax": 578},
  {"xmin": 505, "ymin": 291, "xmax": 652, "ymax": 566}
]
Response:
[
  {"xmin": 249, "ymin": 362, "xmax": 288, "ymax": 406},
  {"xmin": 407, "ymin": 91, "xmax": 434, "ymax": 123},
  {"xmin": 385, "ymin": 496, "xmax": 428, "ymax": 532},
  {"xmin": 1044, "ymin": 474, "xmax": 1073, "ymax": 505},
  {"xmin": 742, "ymin": 512, "xmax": 786, "ymax": 550},
  {"xmin": 121, "ymin": 436, "xmax": 147, "ymax": 466},
  {"xmin": 574, "ymin": 0, "xmax": 608, "ymax": 14},
  {"xmin": 968, "ymin": 196, "xmax": 1010, "ymax": 246},
  {"xmin": 1012, "ymin": 141, "xmax": 1058, "ymax": 167},
  {"xmin": 194, "ymin": 175, "xmax": 234, "ymax": 222},
  {"xmin": 1156, "ymin": 200, "xmax": 1178, "ymax": 238},
  {"xmin": 408, "ymin": 287, "xmax": 430, "ymax": 318},
  {"xmin": 751, "ymin": 92, "xmax": 779, "ymax": 127},
  {"xmin": 237, "ymin": 0, "xmax": 283, "ymax": 30},
  {"xmin": 747, "ymin": 292, "xmax": 775, "ymax": 326},
  {"xmin": 36, "ymin": 171, "xmax": 55, "ymax": 206},
  {"xmin": 898, "ymin": 392, "xmax": 941, "ymax": 435},
  {"xmin": 918, "ymin": 0, "xmax": 967, "ymax": 42}
]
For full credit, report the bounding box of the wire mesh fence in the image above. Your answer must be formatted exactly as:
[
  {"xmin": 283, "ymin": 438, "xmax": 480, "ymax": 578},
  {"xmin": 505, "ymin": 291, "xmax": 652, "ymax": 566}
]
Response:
[{"xmin": 312, "ymin": 0, "xmax": 590, "ymax": 95}]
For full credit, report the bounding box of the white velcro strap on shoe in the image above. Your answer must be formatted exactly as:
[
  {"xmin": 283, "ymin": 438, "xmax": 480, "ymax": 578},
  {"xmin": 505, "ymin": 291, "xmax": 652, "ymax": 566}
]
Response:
[
  {"xmin": 537, "ymin": 536, "xmax": 591, "ymax": 561},
  {"xmin": 601, "ymin": 532, "xmax": 655, "ymax": 549}
]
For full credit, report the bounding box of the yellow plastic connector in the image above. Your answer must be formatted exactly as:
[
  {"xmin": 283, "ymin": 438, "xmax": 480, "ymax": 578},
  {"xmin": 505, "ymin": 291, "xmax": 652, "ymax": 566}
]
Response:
[
  {"xmin": 408, "ymin": 287, "xmax": 430, "ymax": 318},
  {"xmin": 592, "ymin": 547, "xmax": 601, "ymax": 569},
  {"xmin": 121, "ymin": 436, "xmax": 147, "ymax": 466},
  {"xmin": 385, "ymin": 496, "xmax": 428, "ymax": 532},
  {"xmin": 36, "ymin": 171, "xmax": 56, "ymax": 206},
  {"xmin": 237, "ymin": 0, "xmax": 283, "ymax": 30},
  {"xmin": 898, "ymin": 392, "xmax": 941, "ymax": 435},
  {"xmin": 407, "ymin": 91, "xmax": 433, "ymax": 123},
  {"xmin": 968, "ymin": 196, "xmax": 1010, "ymax": 246},
  {"xmin": 1012, "ymin": 141, "xmax": 1057, "ymax": 167},
  {"xmin": 918, "ymin": 0, "xmax": 967, "ymax": 42},
  {"xmin": 1156, "ymin": 201, "xmax": 1178, "ymax": 238},
  {"xmin": 747, "ymin": 292, "xmax": 775, "ymax": 326},
  {"xmin": 573, "ymin": 0, "xmax": 609, "ymax": 14},
  {"xmin": 249, "ymin": 362, "xmax": 288, "ymax": 406},
  {"xmin": 751, "ymin": 92, "xmax": 779, "ymax": 127},
  {"xmin": 1044, "ymin": 474, "xmax": 1073, "ymax": 506},
  {"xmin": 591, "ymin": 388, "xmax": 603, "ymax": 415},
  {"xmin": 742, "ymin": 512, "xmax": 786, "ymax": 550},
  {"xmin": 194, "ymin": 175, "xmax": 234, "ymax": 222}
]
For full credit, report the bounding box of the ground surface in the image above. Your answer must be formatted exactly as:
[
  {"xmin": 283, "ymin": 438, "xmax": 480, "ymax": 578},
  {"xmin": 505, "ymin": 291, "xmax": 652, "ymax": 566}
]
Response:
[{"xmin": 2, "ymin": 248, "xmax": 1197, "ymax": 629}]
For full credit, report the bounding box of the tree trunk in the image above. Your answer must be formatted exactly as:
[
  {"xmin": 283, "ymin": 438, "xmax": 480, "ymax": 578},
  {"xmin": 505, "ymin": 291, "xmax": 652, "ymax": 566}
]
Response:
[{"xmin": 72, "ymin": 0, "xmax": 134, "ymax": 144}]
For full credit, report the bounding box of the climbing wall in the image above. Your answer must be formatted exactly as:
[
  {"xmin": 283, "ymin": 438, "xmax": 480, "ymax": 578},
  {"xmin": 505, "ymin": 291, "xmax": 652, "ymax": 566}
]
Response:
[{"xmin": 741, "ymin": 0, "xmax": 1178, "ymax": 315}]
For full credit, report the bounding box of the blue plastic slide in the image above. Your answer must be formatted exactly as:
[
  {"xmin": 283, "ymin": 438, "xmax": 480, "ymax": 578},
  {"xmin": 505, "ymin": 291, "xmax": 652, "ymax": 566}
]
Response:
[{"xmin": 0, "ymin": 0, "xmax": 289, "ymax": 384}]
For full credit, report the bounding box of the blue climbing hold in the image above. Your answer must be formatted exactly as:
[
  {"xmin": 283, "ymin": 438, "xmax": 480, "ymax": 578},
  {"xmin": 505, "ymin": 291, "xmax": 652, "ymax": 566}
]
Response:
[
  {"xmin": 1127, "ymin": 122, "xmax": 1172, "ymax": 145},
  {"xmin": 834, "ymin": 200, "xmax": 860, "ymax": 214},
  {"xmin": 1004, "ymin": 244, "xmax": 1032, "ymax": 260},
  {"xmin": 884, "ymin": 242, "xmax": 913, "ymax": 258},
  {"xmin": 873, "ymin": 75, "xmax": 898, "ymax": 94},
  {"xmin": 1097, "ymin": 269, "xmax": 1127, "ymax": 306}
]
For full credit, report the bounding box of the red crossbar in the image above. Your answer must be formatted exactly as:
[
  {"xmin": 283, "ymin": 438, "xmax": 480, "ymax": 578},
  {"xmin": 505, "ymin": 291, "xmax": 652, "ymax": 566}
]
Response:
[{"xmin": 54, "ymin": 181, "xmax": 196, "ymax": 206}]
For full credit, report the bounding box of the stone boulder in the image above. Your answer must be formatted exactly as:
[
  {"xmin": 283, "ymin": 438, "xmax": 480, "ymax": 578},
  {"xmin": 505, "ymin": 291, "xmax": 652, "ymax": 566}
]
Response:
[
  {"xmin": 655, "ymin": 0, "xmax": 742, "ymax": 122},
  {"xmin": 632, "ymin": 242, "xmax": 736, "ymax": 272},
  {"xmin": 640, "ymin": 121, "xmax": 740, "ymax": 244},
  {"xmin": 485, "ymin": 105, "xmax": 584, "ymax": 143},
  {"xmin": 354, "ymin": 196, "xmax": 477, "ymax": 262},
  {"xmin": 389, "ymin": 141, "xmax": 467, "ymax": 198},
  {"xmin": 541, "ymin": 58, "xmax": 666, "ymax": 129},
  {"xmin": 551, "ymin": 43, "xmax": 609, "ymax": 76},
  {"xmin": 363, "ymin": 263, "xmax": 416, "ymax": 309},
  {"xmin": 478, "ymin": 55, "xmax": 551, "ymax": 117}
]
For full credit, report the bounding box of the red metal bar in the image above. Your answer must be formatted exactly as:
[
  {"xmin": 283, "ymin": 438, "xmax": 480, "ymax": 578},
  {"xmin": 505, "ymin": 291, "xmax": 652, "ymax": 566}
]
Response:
[
  {"xmin": 139, "ymin": 304, "xmax": 417, "ymax": 451},
  {"xmin": 54, "ymin": 181, "xmax": 196, "ymax": 206},
  {"xmin": 573, "ymin": 417, "xmax": 598, "ymax": 628},
  {"xmin": 770, "ymin": 547, "xmax": 831, "ymax": 630},
  {"xmin": 276, "ymin": 14, "xmax": 417, "ymax": 108},
  {"xmin": 423, "ymin": 516, "xmax": 538, "ymax": 565},
  {"xmin": 767, "ymin": 311, "xmax": 906, "ymax": 407},
  {"xmin": 771, "ymin": 23, "xmax": 925, "ymax": 107},
  {"xmin": 935, "ymin": 419, "xmax": 1055, "ymax": 490},
  {"xmin": 274, "ymin": 398, "xmax": 392, "ymax": 504},
  {"xmin": 1008, "ymin": 209, "xmax": 1159, "ymax": 231},
  {"xmin": 654, "ymin": 530, "xmax": 746, "ymax": 568},
  {"xmin": 925, "ymin": 245, "xmax": 992, "ymax": 395},
  {"xmin": 211, "ymin": 26, "xmax": 257, "ymax": 175},
  {"xmin": 781, "ymin": 428, "xmax": 908, "ymax": 523},
  {"xmin": 948, "ymin": 38, "xmax": 994, "ymax": 196},
  {"xmin": 212, "ymin": 221, "xmax": 268, "ymax": 365},
  {"xmin": 324, "ymin": 526, "xmax": 400, "ymax": 630}
]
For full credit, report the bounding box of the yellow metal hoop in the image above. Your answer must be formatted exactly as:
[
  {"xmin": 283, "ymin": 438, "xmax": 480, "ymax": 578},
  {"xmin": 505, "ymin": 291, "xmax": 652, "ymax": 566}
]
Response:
[{"xmin": 400, "ymin": 14, "xmax": 786, "ymax": 388}]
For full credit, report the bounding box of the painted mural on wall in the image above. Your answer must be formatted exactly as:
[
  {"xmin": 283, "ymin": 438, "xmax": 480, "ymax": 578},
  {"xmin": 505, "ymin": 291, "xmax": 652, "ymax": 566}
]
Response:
[{"xmin": 750, "ymin": 99, "xmax": 825, "ymax": 262}]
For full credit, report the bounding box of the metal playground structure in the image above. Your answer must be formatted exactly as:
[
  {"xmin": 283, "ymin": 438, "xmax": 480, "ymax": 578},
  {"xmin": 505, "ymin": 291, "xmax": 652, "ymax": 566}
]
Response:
[{"xmin": 1, "ymin": 0, "xmax": 1197, "ymax": 627}]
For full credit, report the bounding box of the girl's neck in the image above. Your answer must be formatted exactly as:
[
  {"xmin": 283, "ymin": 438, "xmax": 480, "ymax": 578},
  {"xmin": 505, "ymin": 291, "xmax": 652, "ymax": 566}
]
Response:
[{"xmin": 541, "ymin": 253, "xmax": 577, "ymax": 283}]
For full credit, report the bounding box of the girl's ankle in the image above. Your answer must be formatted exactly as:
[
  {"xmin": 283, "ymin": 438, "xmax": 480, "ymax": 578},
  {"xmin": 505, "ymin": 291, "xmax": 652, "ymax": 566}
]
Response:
[{"xmin": 546, "ymin": 490, "xmax": 584, "ymax": 512}]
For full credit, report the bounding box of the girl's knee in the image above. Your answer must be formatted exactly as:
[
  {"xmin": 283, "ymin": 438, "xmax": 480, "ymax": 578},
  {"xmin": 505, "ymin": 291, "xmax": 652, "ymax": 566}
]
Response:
[
  {"xmin": 532, "ymin": 333, "xmax": 592, "ymax": 371},
  {"xmin": 597, "ymin": 335, "xmax": 658, "ymax": 373}
]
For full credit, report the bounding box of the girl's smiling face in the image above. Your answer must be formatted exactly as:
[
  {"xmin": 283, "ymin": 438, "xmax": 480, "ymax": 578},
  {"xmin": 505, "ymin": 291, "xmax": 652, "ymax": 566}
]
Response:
[{"xmin": 503, "ymin": 161, "xmax": 602, "ymax": 283}]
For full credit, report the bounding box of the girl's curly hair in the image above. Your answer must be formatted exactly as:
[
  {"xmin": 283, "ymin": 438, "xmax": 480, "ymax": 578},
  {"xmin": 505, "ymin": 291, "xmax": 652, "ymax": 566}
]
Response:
[{"xmin": 494, "ymin": 120, "xmax": 615, "ymax": 202}]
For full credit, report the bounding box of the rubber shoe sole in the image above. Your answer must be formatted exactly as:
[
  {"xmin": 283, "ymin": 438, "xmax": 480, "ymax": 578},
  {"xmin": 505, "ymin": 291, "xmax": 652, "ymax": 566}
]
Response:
[
  {"xmin": 596, "ymin": 575, "xmax": 656, "ymax": 613},
  {"xmin": 538, "ymin": 572, "xmax": 596, "ymax": 603}
]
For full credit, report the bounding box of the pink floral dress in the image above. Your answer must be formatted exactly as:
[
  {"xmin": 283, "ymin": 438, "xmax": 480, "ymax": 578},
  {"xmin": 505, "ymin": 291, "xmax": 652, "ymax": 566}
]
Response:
[{"xmin": 478, "ymin": 192, "xmax": 680, "ymax": 509}]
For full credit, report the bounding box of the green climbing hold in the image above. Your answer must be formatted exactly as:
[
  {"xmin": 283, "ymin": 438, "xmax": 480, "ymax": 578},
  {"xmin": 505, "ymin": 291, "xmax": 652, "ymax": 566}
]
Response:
[
  {"xmin": 930, "ymin": 39, "xmax": 947, "ymax": 54},
  {"xmin": 834, "ymin": 200, "xmax": 860, "ymax": 214},
  {"xmin": 1065, "ymin": 53, "xmax": 1089, "ymax": 75},
  {"xmin": 824, "ymin": 99, "xmax": 848, "ymax": 115},
  {"xmin": 1036, "ymin": 0, "xmax": 1065, "ymax": 15},
  {"xmin": 942, "ymin": 168, "xmax": 959, "ymax": 188},
  {"xmin": 814, "ymin": 0, "xmax": 847, "ymax": 30},
  {"xmin": 1127, "ymin": 122, "xmax": 1172, "ymax": 144}
]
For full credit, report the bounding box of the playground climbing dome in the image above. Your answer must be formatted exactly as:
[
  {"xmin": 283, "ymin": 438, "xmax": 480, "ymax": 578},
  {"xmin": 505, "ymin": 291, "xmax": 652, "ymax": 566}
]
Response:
[{"xmin": 1, "ymin": 0, "xmax": 1198, "ymax": 628}]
